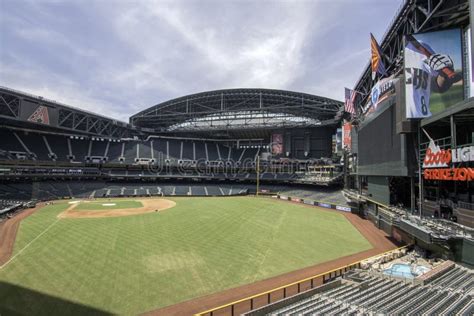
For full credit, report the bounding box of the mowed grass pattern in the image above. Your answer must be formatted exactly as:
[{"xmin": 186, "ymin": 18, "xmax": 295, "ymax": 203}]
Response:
[
  {"xmin": 0, "ymin": 197, "xmax": 372, "ymax": 315},
  {"xmin": 73, "ymin": 200, "xmax": 143, "ymax": 211}
]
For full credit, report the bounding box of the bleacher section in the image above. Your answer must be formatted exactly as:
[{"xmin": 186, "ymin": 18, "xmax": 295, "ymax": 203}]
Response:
[
  {"xmin": 0, "ymin": 129, "xmax": 264, "ymax": 168},
  {"xmin": 0, "ymin": 182, "xmax": 250, "ymax": 201},
  {"xmin": 255, "ymin": 265, "xmax": 473, "ymax": 316},
  {"xmin": 257, "ymin": 185, "xmax": 348, "ymax": 206},
  {"xmin": 0, "ymin": 130, "xmax": 25, "ymax": 153},
  {"xmin": 70, "ymin": 137, "xmax": 89, "ymax": 162},
  {"xmin": 0, "ymin": 200, "xmax": 23, "ymax": 218},
  {"xmin": 46, "ymin": 134, "xmax": 70, "ymax": 161},
  {"xmin": 17, "ymin": 132, "xmax": 51, "ymax": 161}
]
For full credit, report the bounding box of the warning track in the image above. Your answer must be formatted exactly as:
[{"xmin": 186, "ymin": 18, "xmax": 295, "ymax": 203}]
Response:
[{"xmin": 0, "ymin": 204, "xmax": 44, "ymax": 267}]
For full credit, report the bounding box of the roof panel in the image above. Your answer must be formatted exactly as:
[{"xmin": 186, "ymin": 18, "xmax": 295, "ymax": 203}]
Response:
[{"xmin": 131, "ymin": 88, "xmax": 343, "ymax": 131}]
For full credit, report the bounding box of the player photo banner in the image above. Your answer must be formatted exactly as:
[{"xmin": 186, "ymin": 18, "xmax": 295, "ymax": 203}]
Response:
[
  {"xmin": 343, "ymin": 121, "xmax": 352, "ymax": 150},
  {"xmin": 271, "ymin": 133, "xmax": 283, "ymax": 155},
  {"xmin": 404, "ymin": 29, "xmax": 463, "ymax": 119},
  {"xmin": 466, "ymin": 27, "xmax": 474, "ymax": 97},
  {"xmin": 470, "ymin": 0, "xmax": 474, "ymax": 85}
]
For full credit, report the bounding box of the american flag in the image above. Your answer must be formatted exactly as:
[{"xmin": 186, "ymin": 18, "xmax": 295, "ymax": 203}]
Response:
[{"xmin": 344, "ymin": 88, "xmax": 356, "ymax": 115}]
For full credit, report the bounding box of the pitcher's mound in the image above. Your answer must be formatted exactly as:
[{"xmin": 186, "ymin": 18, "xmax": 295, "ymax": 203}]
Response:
[{"xmin": 58, "ymin": 199, "xmax": 176, "ymax": 219}]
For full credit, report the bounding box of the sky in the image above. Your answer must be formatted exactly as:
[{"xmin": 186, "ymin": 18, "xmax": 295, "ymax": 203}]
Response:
[{"xmin": 0, "ymin": 0, "xmax": 403, "ymax": 122}]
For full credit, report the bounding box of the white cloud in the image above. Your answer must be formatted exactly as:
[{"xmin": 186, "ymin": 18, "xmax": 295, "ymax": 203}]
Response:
[
  {"xmin": 0, "ymin": 0, "xmax": 401, "ymax": 121},
  {"xmin": 109, "ymin": 0, "xmax": 324, "ymax": 92},
  {"xmin": 0, "ymin": 61, "xmax": 130, "ymax": 122}
]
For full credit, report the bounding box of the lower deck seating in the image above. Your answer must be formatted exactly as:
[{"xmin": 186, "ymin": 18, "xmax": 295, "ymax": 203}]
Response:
[
  {"xmin": 258, "ymin": 266, "xmax": 473, "ymax": 316},
  {"xmin": 0, "ymin": 182, "xmax": 251, "ymax": 200}
]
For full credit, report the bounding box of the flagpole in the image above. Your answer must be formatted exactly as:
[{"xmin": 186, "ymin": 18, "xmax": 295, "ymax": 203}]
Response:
[{"xmin": 418, "ymin": 124, "xmax": 423, "ymax": 218}]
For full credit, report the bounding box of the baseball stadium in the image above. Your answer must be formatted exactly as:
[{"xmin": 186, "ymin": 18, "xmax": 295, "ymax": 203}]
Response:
[{"xmin": 0, "ymin": 0, "xmax": 473, "ymax": 315}]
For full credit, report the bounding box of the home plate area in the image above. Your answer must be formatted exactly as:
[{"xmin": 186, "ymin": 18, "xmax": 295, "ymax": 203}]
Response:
[{"xmin": 58, "ymin": 199, "xmax": 176, "ymax": 219}]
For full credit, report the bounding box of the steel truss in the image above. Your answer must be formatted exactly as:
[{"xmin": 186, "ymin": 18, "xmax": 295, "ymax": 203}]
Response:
[
  {"xmin": 131, "ymin": 88, "xmax": 343, "ymax": 131},
  {"xmin": 353, "ymin": 0, "xmax": 470, "ymax": 108},
  {"xmin": 0, "ymin": 86, "xmax": 130, "ymax": 138},
  {"xmin": 0, "ymin": 92, "xmax": 20, "ymax": 119}
]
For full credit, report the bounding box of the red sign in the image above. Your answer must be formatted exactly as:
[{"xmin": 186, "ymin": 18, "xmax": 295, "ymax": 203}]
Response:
[
  {"xmin": 423, "ymin": 143, "xmax": 474, "ymax": 167},
  {"xmin": 422, "ymin": 130, "xmax": 473, "ymax": 182},
  {"xmin": 343, "ymin": 122, "xmax": 351, "ymax": 150},
  {"xmin": 423, "ymin": 147, "xmax": 451, "ymax": 168},
  {"xmin": 424, "ymin": 168, "xmax": 474, "ymax": 181}
]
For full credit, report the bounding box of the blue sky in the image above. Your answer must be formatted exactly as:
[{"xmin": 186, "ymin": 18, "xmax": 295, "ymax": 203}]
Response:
[{"xmin": 0, "ymin": 0, "xmax": 403, "ymax": 122}]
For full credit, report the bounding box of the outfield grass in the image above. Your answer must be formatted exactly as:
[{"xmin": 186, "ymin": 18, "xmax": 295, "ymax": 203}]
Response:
[
  {"xmin": 72, "ymin": 200, "xmax": 143, "ymax": 211},
  {"xmin": 0, "ymin": 197, "xmax": 372, "ymax": 315}
]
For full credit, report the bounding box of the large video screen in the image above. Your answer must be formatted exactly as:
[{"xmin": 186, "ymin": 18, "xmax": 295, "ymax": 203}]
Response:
[
  {"xmin": 358, "ymin": 97, "xmax": 413, "ymax": 176},
  {"xmin": 404, "ymin": 28, "xmax": 463, "ymax": 118},
  {"xmin": 359, "ymin": 103, "xmax": 400, "ymax": 165}
]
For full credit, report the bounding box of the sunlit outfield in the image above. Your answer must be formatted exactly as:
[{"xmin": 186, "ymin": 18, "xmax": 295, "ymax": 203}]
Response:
[{"xmin": 0, "ymin": 197, "xmax": 372, "ymax": 315}]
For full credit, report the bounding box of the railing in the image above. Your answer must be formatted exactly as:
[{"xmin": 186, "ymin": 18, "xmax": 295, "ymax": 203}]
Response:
[
  {"xmin": 195, "ymin": 246, "xmax": 408, "ymax": 316},
  {"xmin": 458, "ymin": 201, "xmax": 474, "ymax": 210}
]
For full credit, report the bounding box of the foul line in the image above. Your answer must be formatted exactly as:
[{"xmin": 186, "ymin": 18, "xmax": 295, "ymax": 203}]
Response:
[{"xmin": 0, "ymin": 219, "xmax": 60, "ymax": 269}]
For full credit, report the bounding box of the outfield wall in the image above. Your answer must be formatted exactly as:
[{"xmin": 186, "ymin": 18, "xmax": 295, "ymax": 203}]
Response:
[{"xmin": 274, "ymin": 195, "xmax": 356, "ymax": 213}]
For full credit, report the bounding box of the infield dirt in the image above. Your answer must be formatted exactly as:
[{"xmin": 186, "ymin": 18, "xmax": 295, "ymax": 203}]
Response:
[{"xmin": 58, "ymin": 199, "xmax": 176, "ymax": 219}]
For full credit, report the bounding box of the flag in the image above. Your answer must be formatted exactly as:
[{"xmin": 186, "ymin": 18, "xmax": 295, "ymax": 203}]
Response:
[
  {"xmin": 344, "ymin": 88, "xmax": 356, "ymax": 115},
  {"xmin": 371, "ymin": 33, "xmax": 387, "ymax": 80}
]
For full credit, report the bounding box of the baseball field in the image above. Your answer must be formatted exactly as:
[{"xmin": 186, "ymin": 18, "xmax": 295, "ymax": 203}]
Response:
[{"xmin": 0, "ymin": 197, "xmax": 373, "ymax": 315}]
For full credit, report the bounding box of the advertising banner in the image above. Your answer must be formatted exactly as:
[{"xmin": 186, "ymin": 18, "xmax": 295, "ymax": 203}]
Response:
[
  {"xmin": 371, "ymin": 76, "xmax": 398, "ymax": 110},
  {"xmin": 361, "ymin": 76, "xmax": 398, "ymax": 119},
  {"xmin": 343, "ymin": 121, "xmax": 352, "ymax": 150},
  {"xmin": 318, "ymin": 202, "xmax": 331, "ymax": 209},
  {"xmin": 336, "ymin": 128, "xmax": 342, "ymax": 153},
  {"xmin": 422, "ymin": 130, "xmax": 474, "ymax": 181},
  {"xmin": 466, "ymin": 27, "xmax": 474, "ymax": 97},
  {"xmin": 404, "ymin": 29, "xmax": 463, "ymax": 118},
  {"xmin": 271, "ymin": 133, "xmax": 283, "ymax": 155},
  {"xmin": 470, "ymin": 0, "xmax": 474, "ymax": 90},
  {"xmin": 336, "ymin": 205, "xmax": 352, "ymax": 212}
]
